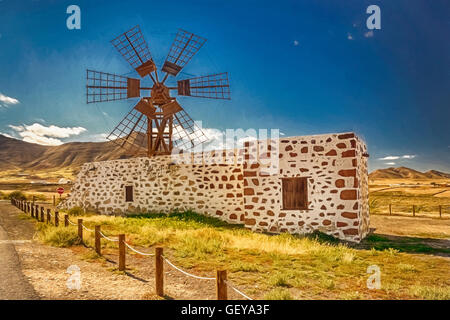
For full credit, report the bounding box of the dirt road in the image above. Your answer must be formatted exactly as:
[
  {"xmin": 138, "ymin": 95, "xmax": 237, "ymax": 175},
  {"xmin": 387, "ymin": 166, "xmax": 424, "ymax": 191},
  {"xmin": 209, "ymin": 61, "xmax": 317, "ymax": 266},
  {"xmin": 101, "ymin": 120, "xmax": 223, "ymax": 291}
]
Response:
[{"xmin": 0, "ymin": 201, "xmax": 39, "ymax": 299}]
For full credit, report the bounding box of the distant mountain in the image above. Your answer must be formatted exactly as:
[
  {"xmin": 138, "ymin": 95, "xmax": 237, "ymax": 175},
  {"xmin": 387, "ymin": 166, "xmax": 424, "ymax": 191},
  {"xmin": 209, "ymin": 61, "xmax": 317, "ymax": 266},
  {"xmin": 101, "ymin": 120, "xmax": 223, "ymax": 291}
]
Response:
[
  {"xmin": 0, "ymin": 134, "xmax": 129, "ymax": 173},
  {"xmin": 369, "ymin": 166, "xmax": 450, "ymax": 180},
  {"xmin": 2, "ymin": 134, "xmax": 449, "ymax": 181}
]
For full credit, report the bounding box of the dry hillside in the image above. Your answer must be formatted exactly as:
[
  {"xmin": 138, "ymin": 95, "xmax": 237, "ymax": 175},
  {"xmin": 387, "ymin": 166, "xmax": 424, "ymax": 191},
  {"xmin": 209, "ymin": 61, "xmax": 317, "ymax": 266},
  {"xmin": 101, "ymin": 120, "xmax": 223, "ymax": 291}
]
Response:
[
  {"xmin": 0, "ymin": 134, "xmax": 128, "ymax": 172},
  {"xmin": 369, "ymin": 167, "xmax": 450, "ymax": 180}
]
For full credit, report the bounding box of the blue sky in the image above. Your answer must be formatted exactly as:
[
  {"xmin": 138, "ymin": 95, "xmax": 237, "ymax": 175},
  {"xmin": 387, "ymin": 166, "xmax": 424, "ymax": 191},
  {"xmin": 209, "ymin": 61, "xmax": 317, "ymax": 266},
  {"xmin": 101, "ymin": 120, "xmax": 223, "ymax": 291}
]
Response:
[{"xmin": 0, "ymin": 0, "xmax": 449, "ymax": 172}]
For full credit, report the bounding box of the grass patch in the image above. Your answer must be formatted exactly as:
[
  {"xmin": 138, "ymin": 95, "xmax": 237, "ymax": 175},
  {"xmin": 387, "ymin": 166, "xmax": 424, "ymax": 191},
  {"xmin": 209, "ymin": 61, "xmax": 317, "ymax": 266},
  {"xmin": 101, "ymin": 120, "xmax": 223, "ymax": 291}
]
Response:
[
  {"xmin": 410, "ymin": 285, "xmax": 450, "ymax": 300},
  {"xmin": 38, "ymin": 224, "xmax": 80, "ymax": 247},
  {"xmin": 32, "ymin": 209, "xmax": 450, "ymax": 300},
  {"xmin": 68, "ymin": 206, "xmax": 85, "ymax": 216},
  {"xmin": 230, "ymin": 261, "xmax": 262, "ymax": 273},
  {"xmin": 264, "ymin": 288, "xmax": 293, "ymax": 300},
  {"xmin": 269, "ymin": 273, "xmax": 292, "ymax": 287},
  {"xmin": 364, "ymin": 234, "xmax": 450, "ymax": 255}
]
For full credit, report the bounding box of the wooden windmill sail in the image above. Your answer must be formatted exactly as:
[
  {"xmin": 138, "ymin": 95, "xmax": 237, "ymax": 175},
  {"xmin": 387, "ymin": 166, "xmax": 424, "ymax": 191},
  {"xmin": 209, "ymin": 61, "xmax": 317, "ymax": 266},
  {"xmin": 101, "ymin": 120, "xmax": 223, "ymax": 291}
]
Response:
[{"xmin": 86, "ymin": 26, "xmax": 231, "ymax": 157}]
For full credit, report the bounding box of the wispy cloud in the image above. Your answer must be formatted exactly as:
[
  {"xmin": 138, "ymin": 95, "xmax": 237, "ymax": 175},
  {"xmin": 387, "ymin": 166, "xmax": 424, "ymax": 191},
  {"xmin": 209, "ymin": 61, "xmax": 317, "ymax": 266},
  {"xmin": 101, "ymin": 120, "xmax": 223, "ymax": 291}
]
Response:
[
  {"xmin": 385, "ymin": 162, "xmax": 396, "ymax": 165},
  {"xmin": 0, "ymin": 132, "xmax": 14, "ymax": 139},
  {"xmin": 364, "ymin": 30, "xmax": 374, "ymax": 38},
  {"xmin": 293, "ymin": 40, "xmax": 299, "ymax": 46},
  {"xmin": 0, "ymin": 93, "xmax": 20, "ymax": 107},
  {"xmin": 378, "ymin": 154, "xmax": 416, "ymax": 161},
  {"xmin": 378, "ymin": 155, "xmax": 399, "ymax": 160},
  {"xmin": 347, "ymin": 33, "xmax": 353, "ymax": 40},
  {"xmin": 8, "ymin": 123, "xmax": 87, "ymax": 146}
]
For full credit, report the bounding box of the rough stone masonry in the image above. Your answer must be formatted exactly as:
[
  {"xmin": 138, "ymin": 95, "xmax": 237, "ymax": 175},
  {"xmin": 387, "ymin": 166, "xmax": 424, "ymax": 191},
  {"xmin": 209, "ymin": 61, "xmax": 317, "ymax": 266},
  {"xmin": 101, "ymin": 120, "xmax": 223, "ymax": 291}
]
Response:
[{"xmin": 65, "ymin": 132, "xmax": 369, "ymax": 242}]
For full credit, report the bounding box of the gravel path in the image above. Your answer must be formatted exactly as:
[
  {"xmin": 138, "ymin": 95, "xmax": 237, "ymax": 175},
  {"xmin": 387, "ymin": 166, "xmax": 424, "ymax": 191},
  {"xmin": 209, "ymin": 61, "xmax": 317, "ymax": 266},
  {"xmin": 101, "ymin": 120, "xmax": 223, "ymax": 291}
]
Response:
[{"xmin": 0, "ymin": 201, "xmax": 39, "ymax": 300}]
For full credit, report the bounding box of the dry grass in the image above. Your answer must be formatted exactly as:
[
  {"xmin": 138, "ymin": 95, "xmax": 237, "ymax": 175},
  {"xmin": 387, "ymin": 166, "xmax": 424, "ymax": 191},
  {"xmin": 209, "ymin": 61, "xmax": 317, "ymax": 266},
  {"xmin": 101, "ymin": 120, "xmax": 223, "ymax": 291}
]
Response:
[
  {"xmin": 33, "ymin": 210, "xmax": 450, "ymax": 300},
  {"xmin": 369, "ymin": 178, "xmax": 450, "ymax": 218}
]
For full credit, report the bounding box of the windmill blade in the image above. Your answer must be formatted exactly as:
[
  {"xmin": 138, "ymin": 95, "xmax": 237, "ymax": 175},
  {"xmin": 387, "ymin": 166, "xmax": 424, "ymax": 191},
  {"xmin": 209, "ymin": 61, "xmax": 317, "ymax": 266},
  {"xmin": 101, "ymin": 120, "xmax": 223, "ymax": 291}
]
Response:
[
  {"xmin": 111, "ymin": 25, "xmax": 156, "ymax": 78},
  {"xmin": 107, "ymin": 102, "xmax": 149, "ymax": 155},
  {"xmin": 162, "ymin": 29, "xmax": 206, "ymax": 77},
  {"xmin": 86, "ymin": 70, "xmax": 142, "ymax": 103},
  {"xmin": 171, "ymin": 106, "xmax": 209, "ymax": 150},
  {"xmin": 177, "ymin": 72, "xmax": 230, "ymax": 100}
]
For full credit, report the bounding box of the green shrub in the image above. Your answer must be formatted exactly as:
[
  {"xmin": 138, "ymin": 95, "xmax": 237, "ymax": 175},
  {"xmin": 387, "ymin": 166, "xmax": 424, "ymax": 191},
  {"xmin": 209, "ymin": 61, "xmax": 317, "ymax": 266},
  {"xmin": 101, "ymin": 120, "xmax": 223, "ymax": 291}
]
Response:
[
  {"xmin": 7, "ymin": 191, "xmax": 27, "ymax": 200},
  {"xmin": 68, "ymin": 206, "xmax": 84, "ymax": 216}
]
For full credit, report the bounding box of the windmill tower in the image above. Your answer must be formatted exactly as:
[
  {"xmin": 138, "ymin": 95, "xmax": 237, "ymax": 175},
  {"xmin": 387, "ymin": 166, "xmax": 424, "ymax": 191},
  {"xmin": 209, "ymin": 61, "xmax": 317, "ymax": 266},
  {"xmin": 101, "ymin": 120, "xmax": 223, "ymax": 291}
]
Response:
[{"xmin": 86, "ymin": 26, "xmax": 230, "ymax": 157}]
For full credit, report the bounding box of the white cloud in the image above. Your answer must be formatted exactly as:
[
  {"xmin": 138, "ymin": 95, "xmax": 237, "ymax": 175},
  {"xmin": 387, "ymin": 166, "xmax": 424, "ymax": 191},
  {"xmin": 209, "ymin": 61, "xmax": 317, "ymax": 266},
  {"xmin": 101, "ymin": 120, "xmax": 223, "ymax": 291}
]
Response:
[
  {"xmin": 378, "ymin": 156, "xmax": 400, "ymax": 160},
  {"xmin": 293, "ymin": 40, "xmax": 299, "ymax": 46},
  {"xmin": 347, "ymin": 33, "xmax": 353, "ymax": 40},
  {"xmin": 385, "ymin": 162, "xmax": 396, "ymax": 165},
  {"xmin": 378, "ymin": 154, "xmax": 417, "ymax": 161},
  {"xmin": 0, "ymin": 93, "xmax": 20, "ymax": 106},
  {"xmin": 364, "ymin": 30, "xmax": 374, "ymax": 38},
  {"xmin": 8, "ymin": 123, "xmax": 87, "ymax": 146}
]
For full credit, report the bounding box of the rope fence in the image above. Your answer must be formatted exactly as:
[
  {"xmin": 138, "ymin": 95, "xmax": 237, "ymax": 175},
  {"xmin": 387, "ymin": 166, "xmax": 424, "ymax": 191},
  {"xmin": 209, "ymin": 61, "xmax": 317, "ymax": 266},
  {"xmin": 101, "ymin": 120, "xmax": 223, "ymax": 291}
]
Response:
[{"xmin": 10, "ymin": 198, "xmax": 253, "ymax": 300}]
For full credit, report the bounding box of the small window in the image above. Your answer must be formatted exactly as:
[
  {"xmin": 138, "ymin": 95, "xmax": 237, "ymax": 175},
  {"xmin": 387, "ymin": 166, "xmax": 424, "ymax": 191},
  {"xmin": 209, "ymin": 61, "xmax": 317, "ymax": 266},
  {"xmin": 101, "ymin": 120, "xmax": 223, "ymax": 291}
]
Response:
[
  {"xmin": 125, "ymin": 186, "xmax": 133, "ymax": 202},
  {"xmin": 282, "ymin": 177, "xmax": 308, "ymax": 210}
]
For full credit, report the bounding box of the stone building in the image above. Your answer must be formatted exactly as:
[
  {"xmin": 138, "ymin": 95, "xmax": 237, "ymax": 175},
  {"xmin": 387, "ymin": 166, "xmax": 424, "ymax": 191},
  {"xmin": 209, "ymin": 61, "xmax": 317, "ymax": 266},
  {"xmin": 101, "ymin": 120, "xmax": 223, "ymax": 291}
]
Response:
[{"xmin": 65, "ymin": 132, "xmax": 369, "ymax": 242}]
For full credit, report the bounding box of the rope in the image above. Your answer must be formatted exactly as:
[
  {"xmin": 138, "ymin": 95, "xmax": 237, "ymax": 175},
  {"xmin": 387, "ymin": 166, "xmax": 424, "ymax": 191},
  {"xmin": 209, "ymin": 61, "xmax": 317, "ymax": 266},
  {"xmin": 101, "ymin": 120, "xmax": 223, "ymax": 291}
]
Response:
[
  {"xmin": 82, "ymin": 224, "xmax": 94, "ymax": 232},
  {"xmin": 124, "ymin": 242, "xmax": 155, "ymax": 256},
  {"xmin": 99, "ymin": 230, "xmax": 119, "ymax": 242},
  {"xmin": 225, "ymin": 280, "xmax": 253, "ymax": 300},
  {"xmin": 162, "ymin": 256, "xmax": 215, "ymax": 280},
  {"xmin": 67, "ymin": 219, "xmax": 77, "ymax": 226}
]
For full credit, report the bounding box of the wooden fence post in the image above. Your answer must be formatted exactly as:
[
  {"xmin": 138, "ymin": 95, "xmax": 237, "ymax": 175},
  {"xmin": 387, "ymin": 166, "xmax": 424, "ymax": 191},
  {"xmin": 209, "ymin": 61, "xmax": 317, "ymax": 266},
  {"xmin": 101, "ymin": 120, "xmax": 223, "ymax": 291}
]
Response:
[
  {"xmin": 31, "ymin": 205, "xmax": 34, "ymax": 218},
  {"xmin": 64, "ymin": 214, "xmax": 69, "ymax": 227},
  {"xmin": 78, "ymin": 219, "xmax": 83, "ymax": 241},
  {"xmin": 55, "ymin": 211, "xmax": 59, "ymax": 227},
  {"xmin": 412, "ymin": 205, "xmax": 415, "ymax": 217},
  {"xmin": 40, "ymin": 207, "xmax": 44, "ymax": 222},
  {"xmin": 216, "ymin": 270, "xmax": 228, "ymax": 300},
  {"xmin": 439, "ymin": 205, "xmax": 442, "ymax": 218},
  {"xmin": 53, "ymin": 195, "xmax": 56, "ymax": 206},
  {"xmin": 47, "ymin": 209, "xmax": 51, "ymax": 223},
  {"xmin": 119, "ymin": 234, "xmax": 125, "ymax": 271},
  {"xmin": 155, "ymin": 247, "xmax": 164, "ymax": 296},
  {"xmin": 27, "ymin": 203, "xmax": 30, "ymax": 214},
  {"xmin": 95, "ymin": 226, "xmax": 101, "ymax": 255},
  {"xmin": 389, "ymin": 204, "xmax": 392, "ymax": 216},
  {"xmin": 35, "ymin": 205, "xmax": 39, "ymax": 220}
]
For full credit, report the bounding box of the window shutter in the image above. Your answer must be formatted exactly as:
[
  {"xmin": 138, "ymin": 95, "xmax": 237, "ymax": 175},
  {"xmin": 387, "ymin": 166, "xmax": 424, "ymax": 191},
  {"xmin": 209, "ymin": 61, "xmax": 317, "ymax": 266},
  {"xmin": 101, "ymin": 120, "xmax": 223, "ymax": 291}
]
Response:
[{"xmin": 282, "ymin": 178, "xmax": 308, "ymax": 210}]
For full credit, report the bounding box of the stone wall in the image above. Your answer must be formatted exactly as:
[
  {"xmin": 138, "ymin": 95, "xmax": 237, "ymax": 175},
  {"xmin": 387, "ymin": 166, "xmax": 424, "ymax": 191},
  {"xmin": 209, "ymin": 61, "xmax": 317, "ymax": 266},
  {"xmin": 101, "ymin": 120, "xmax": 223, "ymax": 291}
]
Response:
[
  {"xmin": 65, "ymin": 132, "xmax": 369, "ymax": 242},
  {"xmin": 242, "ymin": 133, "xmax": 370, "ymax": 242}
]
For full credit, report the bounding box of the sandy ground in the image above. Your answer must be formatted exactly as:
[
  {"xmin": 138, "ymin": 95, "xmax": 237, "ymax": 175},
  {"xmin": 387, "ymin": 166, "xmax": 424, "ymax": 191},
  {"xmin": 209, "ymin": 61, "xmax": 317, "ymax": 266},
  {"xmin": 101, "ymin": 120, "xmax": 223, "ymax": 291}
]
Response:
[
  {"xmin": 370, "ymin": 215, "xmax": 450, "ymax": 239},
  {"xmin": 0, "ymin": 201, "xmax": 244, "ymax": 300},
  {"xmin": 2, "ymin": 201, "xmax": 449, "ymax": 300}
]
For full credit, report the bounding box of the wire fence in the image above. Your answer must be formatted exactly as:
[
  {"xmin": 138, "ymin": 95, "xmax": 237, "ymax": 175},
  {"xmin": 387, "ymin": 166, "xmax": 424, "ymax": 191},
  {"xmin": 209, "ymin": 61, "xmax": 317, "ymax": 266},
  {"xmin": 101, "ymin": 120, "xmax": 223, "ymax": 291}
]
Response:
[
  {"xmin": 10, "ymin": 198, "xmax": 253, "ymax": 300},
  {"xmin": 370, "ymin": 203, "xmax": 449, "ymax": 218}
]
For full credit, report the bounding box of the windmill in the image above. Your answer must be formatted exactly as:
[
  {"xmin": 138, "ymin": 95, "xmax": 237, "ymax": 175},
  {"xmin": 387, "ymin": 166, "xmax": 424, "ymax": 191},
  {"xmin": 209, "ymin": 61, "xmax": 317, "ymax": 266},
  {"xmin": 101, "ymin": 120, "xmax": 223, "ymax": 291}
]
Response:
[{"xmin": 86, "ymin": 26, "xmax": 230, "ymax": 157}]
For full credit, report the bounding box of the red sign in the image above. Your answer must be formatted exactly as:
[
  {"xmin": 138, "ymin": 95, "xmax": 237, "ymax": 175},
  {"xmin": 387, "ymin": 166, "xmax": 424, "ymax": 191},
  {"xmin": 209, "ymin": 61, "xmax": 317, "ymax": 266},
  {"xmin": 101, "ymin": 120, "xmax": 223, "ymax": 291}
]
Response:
[{"xmin": 57, "ymin": 187, "xmax": 64, "ymax": 195}]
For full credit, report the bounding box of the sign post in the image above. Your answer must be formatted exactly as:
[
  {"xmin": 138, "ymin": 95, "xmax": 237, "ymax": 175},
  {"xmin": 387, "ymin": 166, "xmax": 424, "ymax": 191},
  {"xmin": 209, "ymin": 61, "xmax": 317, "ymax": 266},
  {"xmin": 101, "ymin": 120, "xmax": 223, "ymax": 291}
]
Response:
[{"xmin": 56, "ymin": 187, "xmax": 64, "ymax": 202}]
